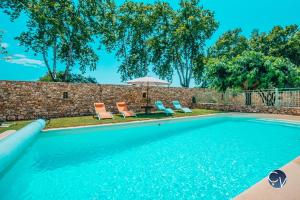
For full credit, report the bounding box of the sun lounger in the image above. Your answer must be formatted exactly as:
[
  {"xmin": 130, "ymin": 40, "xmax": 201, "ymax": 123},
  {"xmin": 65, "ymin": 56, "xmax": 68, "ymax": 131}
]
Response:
[
  {"xmin": 116, "ymin": 102, "xmax": 137, "ymax": 118},
  {"xmin": 94, "ymin": 103, "xmax": 114, "ymax": 119},
  {"xmin": 155, "ymin": 101, "xmax": 174, "ymax": 115},
  {"xmin": 172, "ymin": 100, "xmax": 192, "ymax": 113}
]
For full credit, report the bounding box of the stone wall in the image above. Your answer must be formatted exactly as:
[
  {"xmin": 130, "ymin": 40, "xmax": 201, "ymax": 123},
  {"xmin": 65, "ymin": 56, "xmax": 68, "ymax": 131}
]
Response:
[
  {"xmin": 1, "ymin": 81, "xmax": 300, "ymax": 121},
  {"xmin": 197, "ymin": 103, "xmax": 300, "ymax": 116},
  {"xmin": 0, "ymin": 81, "xmax": 199, "ymax": 121}
]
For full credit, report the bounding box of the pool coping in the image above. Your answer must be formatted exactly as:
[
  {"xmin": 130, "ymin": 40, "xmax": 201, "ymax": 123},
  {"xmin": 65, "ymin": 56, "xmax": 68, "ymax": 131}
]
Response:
[
  {"xmin": 234, "ymin": 156, "xmax": 300, "ymax": 200},
  {"xmin": 43, "ymin": 112, "xmax": 300, "ymax": 132},
  {"xmin": 0, "ymin": 130, "xmax": 16, "ymax": 140}
]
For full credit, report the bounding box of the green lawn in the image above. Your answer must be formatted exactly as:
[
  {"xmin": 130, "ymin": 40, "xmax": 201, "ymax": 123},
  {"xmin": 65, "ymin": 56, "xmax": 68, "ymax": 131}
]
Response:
[
  {"xmin": 0, "ymin": 109, "xmax": 220, "ymax": 133},
  {"xmin": 0, "ymin": 120, "xmax": 32, "ymax": 134},
  {"xmin": 46, "ymin": 109, "xmax": 220, "ymax": 129}
]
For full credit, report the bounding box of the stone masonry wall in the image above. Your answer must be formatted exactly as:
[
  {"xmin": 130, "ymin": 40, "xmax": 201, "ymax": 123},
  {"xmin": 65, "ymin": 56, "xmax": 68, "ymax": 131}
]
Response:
[
  {"xmin": 197, "ymin": 103, "xmax": 300, "ymax": 116},
  {"xmin": 0, "ymin": 81, "xmax": 199, "ymax": 121},
  {"xmin": 1, "ymin": 81, "xmax": 300, "ymax": 121}
]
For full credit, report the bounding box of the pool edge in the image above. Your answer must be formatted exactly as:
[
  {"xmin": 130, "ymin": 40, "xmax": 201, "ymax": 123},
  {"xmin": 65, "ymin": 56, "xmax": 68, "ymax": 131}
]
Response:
[
  {"xmin": 234, "ymin": 156, "xmax": 300, "ymax": 200},
  {"xmin": 43, "ymin": 112, "xmax": 300, "ymax": 132}
]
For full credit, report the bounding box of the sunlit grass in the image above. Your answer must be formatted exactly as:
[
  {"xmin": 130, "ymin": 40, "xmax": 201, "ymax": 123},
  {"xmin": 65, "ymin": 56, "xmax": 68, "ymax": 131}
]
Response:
[
  {"xmin": 0, "ymin": 109, "xmax": 221, "ymax": 133},
  {"xmin": 46, "ymin": 109, "xmax": 220, "ymax": 129},
  {"xmin": 0, "ymin": 120, "xmax": 32, "ymax": 134}
]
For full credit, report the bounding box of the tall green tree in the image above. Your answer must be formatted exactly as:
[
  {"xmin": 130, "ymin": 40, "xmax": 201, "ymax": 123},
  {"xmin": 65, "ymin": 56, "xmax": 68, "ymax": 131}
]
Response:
[
  {"xmin": 112, "ymin": 1, "xmax": 154, "ymax": 81},
  {"xmin": 249, "ymin": 25, "xmax": 300, "ymax": 66},
  {"xmin": 206, "ymin": 51, "xmax": 300, "ymax": 105},
  {"xmin": 80, "ymin": 0, "xmax": 117, "ymax": 51},
  {"xmin": 147, "ymin": 2, "xmax": 174, "ymax": 82},
  {"xmin": 207, "ymin": 51, "xmax": 299, "ymax": 91},
  {"xmin": 110, "ymin": 0, "xmax": 218, "ymax": 87},
  {"xmin": 15, "ymin": 0, "xmax": 99, "ymax": 81},
  {"xmin": 150, "ymin": 0, "xmax": 218, "ymax": 87},
  {"xmin": 207, "ymin": 28, "xmax": 248, "ymax": 59},
  {"xmin": 1, "ymin": 0, "xmax": 115, "ymax": 82}
]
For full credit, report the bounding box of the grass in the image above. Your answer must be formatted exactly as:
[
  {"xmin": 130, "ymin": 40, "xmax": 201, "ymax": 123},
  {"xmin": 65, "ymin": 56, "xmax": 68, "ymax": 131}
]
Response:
[
  {"xmin": 0, "ymin": 120, "xmax": 32, "ymax": 134},
  {"xmin": 0, "ymin": 109, "xmax": 220, "ymax": 133},
  {"xmin": 45, "ymin": 109, "xmax": 220, "ymax": 129}
]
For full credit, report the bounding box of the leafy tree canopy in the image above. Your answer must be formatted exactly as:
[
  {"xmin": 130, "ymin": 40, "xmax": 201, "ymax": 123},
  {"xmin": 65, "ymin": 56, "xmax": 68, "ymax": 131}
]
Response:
[
  {"xmin": 113, "ymin": 1, "xmax": 154, "ymax": 81},
  {"xmin": 150, "ymin": 0, "xmax": 218, "ymax": 87},
  {"xmin": 1, "ymin": 0, "xmax": 115, "ymax": 82},
  {"xmin": 208, "ymin": 28, "xmax": 248, "ymax": 59},
  {"xmin": 206, "ymin": 51, "xmax": 300, "ymax": 91},
  {"xmin": 249, "ymin": 25, "xmax": 300, "ymax": 66},
  {"xmin": 0, "ymin": 30, "xmax": 8, "ymax": 56},
  {"xmin": 110, "ymin": 0, "xmax": 218, "ymax": 87},
  {"xmin": 39, "ymin": 71, "xmax": 97, "ymax": 83},
  {"xmin": 208, "ymin": 25, "xmax": 300, "ymax": 66}
]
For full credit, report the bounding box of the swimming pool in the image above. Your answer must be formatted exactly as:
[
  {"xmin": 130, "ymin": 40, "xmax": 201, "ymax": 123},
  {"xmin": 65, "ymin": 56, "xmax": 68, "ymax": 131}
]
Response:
[{"xmin": 0, "ymin": 116, "xmax": 299, "ymax": 199}]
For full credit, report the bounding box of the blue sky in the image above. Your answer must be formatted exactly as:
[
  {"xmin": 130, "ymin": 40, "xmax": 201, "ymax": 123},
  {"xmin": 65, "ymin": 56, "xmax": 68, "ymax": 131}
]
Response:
[{"xmin": 0, "ymin": 0, "xmax": 299, "ymax": 86}]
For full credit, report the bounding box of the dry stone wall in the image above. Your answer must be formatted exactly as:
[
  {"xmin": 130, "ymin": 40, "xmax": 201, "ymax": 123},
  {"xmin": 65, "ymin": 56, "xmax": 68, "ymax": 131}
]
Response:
[
  {"xmin": 1, "ymin": 81, "xmax": 300, "ymax": 121},
  {"xmin": 197, "ymin": 103, "xmax": 300, "ymax": 116},
  {"xmin": 0, "ymin": 81, "xmax": 198, "ymax": 120}
]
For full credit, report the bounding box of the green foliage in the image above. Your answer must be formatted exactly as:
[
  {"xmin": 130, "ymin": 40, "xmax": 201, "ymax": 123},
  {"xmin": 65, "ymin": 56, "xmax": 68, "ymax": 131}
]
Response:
[
  {"xmin": 0, "ymin": 30, "xmax": 8, "ymax": 56},
  {"xmin": 112, "ymin": 1, "xmax": 155, "ymax": 81},
  {"xmin": 14, "ymin": 0, "xmax": 100, "ymax": 81},
  {"xmin": 148, "ymin": 2, "xmax": 174, "ymax": 82},
  {"xmin": 0, "ymin": 0, "xmax": 28, "ymax": 20},
  {"xmin": 249, "ymin": 25, "xmax": 300, "ymax": 66},
  {"xmin": 206, "ymin": 51, "xmax": 300, "ymax": 91},
  {"xmin": 110, "ymin": 0, "xmax": 218, "ymax": 87},
  {"xmin": 39, "ymin": 71, "xmax": 97, "ymax": 83},
  {"xmin": 79, "ymin": 0, "xmax": 117, "ymax": 51},
  {"xmin": 210, "ymin": 25, "xmax": 300, "ymax": 66},
  {"xmin": 150, "ymin": 0, "xmax": 218, "ymax": 87},
  {"xmin": 208, "ymin": 28, "xmax": 248, "ymax": 59},
  {"xmin": 1, "ymin": 0, "xmax": 115, "ymax": 82},
  {"xmin": 206, "ymin": 24, "xmax": 300, "ymax": 91}
]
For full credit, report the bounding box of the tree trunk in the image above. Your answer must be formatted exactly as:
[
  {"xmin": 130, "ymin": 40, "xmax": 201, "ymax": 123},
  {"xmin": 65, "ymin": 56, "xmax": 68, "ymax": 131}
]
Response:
[
  {"xmin": 63, "ymin": 42, "xmax": 73, "ymax": 81},
  {"xmin": 42, "ymin": 50, "xmax": 56, "ymax": 82},
  {"xmin": 53, "ymin": 37, "xmax": 57, "ymax": 80}
]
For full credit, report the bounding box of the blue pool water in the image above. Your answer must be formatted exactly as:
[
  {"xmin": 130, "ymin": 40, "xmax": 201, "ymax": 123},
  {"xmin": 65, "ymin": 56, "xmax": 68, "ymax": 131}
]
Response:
[{"xmin": 0, "ymin": 116, "xmax": 300, "ymax": 200}]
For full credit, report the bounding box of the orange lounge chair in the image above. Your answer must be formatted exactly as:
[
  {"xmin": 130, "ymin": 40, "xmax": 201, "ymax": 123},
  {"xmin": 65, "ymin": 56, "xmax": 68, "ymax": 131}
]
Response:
[
  {"xmin": 94, "ymin": 103, "xmax": 114, "ymax": 119},
  {"xmin": 116, "ymin": 102, "xmax": 136, "ymax": 118}
]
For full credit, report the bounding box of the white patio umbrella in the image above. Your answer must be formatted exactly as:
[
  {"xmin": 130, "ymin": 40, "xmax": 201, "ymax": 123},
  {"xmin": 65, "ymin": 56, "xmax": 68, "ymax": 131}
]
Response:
[{"xmin": 127, "ymin": 76, "xmax": 169, "ymax": 110}]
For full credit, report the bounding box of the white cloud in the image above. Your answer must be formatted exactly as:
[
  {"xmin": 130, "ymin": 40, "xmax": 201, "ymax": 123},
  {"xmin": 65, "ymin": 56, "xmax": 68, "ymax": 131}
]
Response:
[
  {"xmin": 0, "ymin": 43, "xmax": 8, "ymax": 48},
  {"xmin": 4, "ymin": 54, "xmax": 44, "ymax": 68},
  {"xmin": 13, "ymin": 54, "xmax": 26, "ymax": 58}
]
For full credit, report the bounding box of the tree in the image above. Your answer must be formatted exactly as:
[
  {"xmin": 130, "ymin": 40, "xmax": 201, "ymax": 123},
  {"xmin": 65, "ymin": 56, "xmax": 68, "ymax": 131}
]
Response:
[
  {"xmin": 112, "ymin": 1, "xmax": 154, "ymax": 81},
  {"xmin": 150, "ymin": 0, "xmax": 218, "ymax": 87},
  {"xmin": 110, "ymin": 0, "xmax": 218, "ymax": 87},
  {"xmin": 79, "ymin": 0, "xmax": 117, "ymax": 51},
  {"xmin": 249, "ymin": 25, "xmax": 300, "ymax": 66},
  {"xmin": 207, "ymin": 28, "xmax": 248, "ymax": 59},
  {"xmin": 39, "ymin": 72, "xmax": 97, "ymax": 83},
  {"xmin": 1, "ymin": 0, "xmax": 116, "ymax": 82},
  {"xmin": 0, "ymin": 0, "xmax": 28, "ymax": 20},
  {"xmin": 207, "ymin": 51, "xmax": 299, "ymax": 90},
  {"xmin": 14, "ymin": 0, "xmax": 99, "ymax": 82},
  {"xmin": 148, "ymin": 2, "xmax": 174, "ymax": 82},
  {"xmin": 206, "ymin": 51, "xmax": 300, "ymax": 105},
  {"xmin": 0, "ymin": 30, "xmax": 8, "ymax": 56}
]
